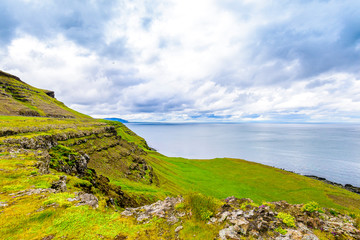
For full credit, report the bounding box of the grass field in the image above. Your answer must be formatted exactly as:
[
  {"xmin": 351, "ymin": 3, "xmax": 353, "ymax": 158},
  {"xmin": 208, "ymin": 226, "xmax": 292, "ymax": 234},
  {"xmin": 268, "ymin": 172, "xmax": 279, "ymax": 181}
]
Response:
[{"xmin": 144, "ymin": 152, "xmax": 360, "ymax": 214}]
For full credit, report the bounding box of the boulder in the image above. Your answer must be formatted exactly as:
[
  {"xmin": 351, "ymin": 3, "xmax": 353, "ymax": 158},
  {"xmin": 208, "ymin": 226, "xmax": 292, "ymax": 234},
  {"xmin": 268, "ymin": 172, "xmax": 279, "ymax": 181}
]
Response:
[
  {"xmin": 68, "ymin": 192, "xmax": 99, "ymax": 209},
  {"xmin": 51, "ymin": 175, "xmax": 67, "ymax": 192}
]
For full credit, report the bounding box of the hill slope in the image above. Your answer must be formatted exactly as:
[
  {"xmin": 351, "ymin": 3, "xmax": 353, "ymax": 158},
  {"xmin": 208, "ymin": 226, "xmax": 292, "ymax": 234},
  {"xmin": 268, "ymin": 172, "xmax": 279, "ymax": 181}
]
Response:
[
  {"xmin": 0, "ymin": 70, "xmax": 89, "ymax": 118},
  {"xmin": 0, "ymin": 71, "xmax": 359, "ymax": 239}
]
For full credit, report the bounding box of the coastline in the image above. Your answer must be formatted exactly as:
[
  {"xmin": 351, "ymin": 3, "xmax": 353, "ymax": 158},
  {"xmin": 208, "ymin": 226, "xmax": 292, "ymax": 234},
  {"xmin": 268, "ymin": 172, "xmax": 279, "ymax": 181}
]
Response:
[
  {"xmin": 279, "ymin": 167, "xmax": 360, "ymax": 195},
  {"xmin": 304, "ymin": 174, "xmax": 360, "ymax": 195}
]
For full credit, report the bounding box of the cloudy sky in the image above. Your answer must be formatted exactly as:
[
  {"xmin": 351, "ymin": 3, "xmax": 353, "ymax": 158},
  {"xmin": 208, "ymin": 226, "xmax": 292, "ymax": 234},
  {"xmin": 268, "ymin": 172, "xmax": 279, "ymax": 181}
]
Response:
[{"xmin": 1, "ymin": 0, "xmax": 360, "ymax": 122}]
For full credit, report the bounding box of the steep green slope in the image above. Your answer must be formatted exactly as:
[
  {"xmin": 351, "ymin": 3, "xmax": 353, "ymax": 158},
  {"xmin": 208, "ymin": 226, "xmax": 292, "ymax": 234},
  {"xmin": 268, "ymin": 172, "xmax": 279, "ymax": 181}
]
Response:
[{"xmin": 0, "ymin": 70, "xmax": 89, "ymax": 118}]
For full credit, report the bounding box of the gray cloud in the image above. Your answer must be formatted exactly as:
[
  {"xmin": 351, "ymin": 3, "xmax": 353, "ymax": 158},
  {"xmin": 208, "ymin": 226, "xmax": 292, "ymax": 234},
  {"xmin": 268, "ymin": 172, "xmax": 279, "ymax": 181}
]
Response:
[
  {"xmin": 1, "ymin": 0, "xmax": 360, "ymax": 122},
  {"xmin": 0, "ymin": 0, "xmax": 117, "ymax": 51}
]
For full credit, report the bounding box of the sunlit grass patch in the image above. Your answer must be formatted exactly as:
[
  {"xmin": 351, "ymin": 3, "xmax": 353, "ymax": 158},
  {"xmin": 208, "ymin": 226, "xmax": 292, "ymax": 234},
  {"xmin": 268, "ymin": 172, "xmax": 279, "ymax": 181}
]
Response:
[
  {"xmin": 43, "ymin": 192, "xmax": 75, "ymax": 208},
  {"xmin": 179, "ymin": 220, "xmax": 222, "ymax": 240},
  {"xmin": 111, "ymin": 178, "xmax": 171, "ymax": 202},
  {"xmin": 148, "ymin": 152, "xmax": 360, "ymax": 215}
]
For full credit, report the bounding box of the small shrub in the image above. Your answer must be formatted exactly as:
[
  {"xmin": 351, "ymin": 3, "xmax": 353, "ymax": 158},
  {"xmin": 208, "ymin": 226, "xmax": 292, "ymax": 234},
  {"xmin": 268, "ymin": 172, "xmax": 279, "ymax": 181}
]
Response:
[
  {"xmin": 276, "ymin": 212, "xmax": 296, "ymax": 228},
  {"xmin": 184, "ymin": 193, "xmax": 218, "ymax": 221},
  {"xmin": 240, "ymin": 201, "xmax": 259, "ymax": 210},
  {"xmin": 275, "ymin": 226, "xmax": 287, "ymax": 235},
  {"xmin": 329, "ymin": 209, "xmax": 339, "ymax": 216},
  {"xmin": 200, "ymin": 209, "xmax": 213, "ymax": 221},
  {"xmin": 261, "ymin": 201, "xmax": 275, "ymax": 209},
  {"xmin": 349, "ymin": 212, "xmax": 357, "ymax": 219},
  {"xmin": 302, "ymin": 201, "xmax": 324, "ymax": 213}
]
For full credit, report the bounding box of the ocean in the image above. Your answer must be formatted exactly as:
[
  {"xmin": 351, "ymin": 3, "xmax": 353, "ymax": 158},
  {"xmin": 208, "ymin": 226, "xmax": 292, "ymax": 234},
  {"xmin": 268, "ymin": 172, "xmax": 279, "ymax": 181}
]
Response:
[{"xmin": 125, "ymin": 122, "xmax": 360, "ymax": 187}]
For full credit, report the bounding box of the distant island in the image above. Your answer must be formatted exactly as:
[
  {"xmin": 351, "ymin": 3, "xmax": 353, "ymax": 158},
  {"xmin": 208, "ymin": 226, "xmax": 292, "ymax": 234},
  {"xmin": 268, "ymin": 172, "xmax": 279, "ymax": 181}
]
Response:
[{"xmin": 104, "ymin": 117, "xmax": 129, "ymax": 123}]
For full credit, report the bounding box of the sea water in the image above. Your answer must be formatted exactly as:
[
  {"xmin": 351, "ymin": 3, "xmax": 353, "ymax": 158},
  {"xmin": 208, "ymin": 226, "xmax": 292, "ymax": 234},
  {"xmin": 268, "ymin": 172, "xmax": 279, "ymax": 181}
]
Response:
[{"xmin": 126, "ymin": 123, "xmax": 360, "ymax": 186}]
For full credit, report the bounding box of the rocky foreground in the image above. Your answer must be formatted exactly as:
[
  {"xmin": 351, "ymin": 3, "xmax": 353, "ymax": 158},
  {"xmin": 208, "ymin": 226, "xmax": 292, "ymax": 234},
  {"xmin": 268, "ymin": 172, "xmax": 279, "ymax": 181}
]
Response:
[{"xmin": 121, "ymin": 196, "xmax": 360, "ymax": 240}]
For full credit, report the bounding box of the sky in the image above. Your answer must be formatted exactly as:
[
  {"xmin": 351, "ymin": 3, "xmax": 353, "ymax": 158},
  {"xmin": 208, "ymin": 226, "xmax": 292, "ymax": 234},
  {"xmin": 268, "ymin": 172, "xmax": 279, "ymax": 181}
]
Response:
[{"xmin": 1, "ymin": 0, "xmax": 360, "ymax": 122}]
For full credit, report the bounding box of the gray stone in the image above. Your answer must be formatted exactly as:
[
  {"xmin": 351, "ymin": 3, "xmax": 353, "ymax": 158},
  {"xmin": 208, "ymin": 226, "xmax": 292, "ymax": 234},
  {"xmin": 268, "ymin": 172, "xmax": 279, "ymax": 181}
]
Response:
[
  {"xmin": 68, "ymin": 192, "xmax": 99, "ymax": 208},
  {"xmin": 175, "ymin": 225, "xmax": 183, "ymax": 233},
  {"xmin": 219, "ymin": 226, "xmax": 240, "ymax": 240},
  {"xmin": 76, "ymin": 192, "xmax": 98, "ymax": 208},
  {"xmin": 219, "ymin": 211, "xmax": 231, "ymax": 222},
  {"xmin": 51, "ymin": 175, "xmax": 67, "ymax": 192},
  {"xmin": 121, "ymin": 197, "xmax": 184, "ymax": 223}
]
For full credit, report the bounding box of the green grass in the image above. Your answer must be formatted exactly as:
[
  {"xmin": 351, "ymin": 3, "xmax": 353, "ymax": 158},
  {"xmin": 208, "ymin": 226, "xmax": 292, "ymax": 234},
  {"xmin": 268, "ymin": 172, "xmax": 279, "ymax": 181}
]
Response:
[
  {"xmin": 147, "ymin": 152, "xmax": 360, "ymax": 214},
  {"xmin": 183, "ymin": 192, "xmax": 220, "ymax": 221},
  {"xmin": 111, "ymin": 178, "xmax": 172, "ymax": 202}
]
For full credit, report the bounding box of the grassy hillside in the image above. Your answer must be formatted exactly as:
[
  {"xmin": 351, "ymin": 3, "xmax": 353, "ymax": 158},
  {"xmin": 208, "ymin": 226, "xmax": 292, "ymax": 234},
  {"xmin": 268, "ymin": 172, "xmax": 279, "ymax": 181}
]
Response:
[
  {"xmin": 0, "ymin": 70, "xmax": 89, "ymax": 118},
  {"xmin": 0, "ymin": 71, "xmax": 359, "ymax": 239},
  {"xmin": 146, "ymin": 153, "xmax": 360, "ymax": 213},
  {"xmin": 0, "ymin": 116, "xmax": 359, "ymax": 239}
]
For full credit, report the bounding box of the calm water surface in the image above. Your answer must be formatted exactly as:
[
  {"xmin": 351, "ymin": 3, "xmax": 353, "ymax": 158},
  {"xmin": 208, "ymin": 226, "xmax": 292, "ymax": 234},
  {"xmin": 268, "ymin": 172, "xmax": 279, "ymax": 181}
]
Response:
[{"xmin": 126, "ymin": 123, "xmax": 360, "ymax": 186}]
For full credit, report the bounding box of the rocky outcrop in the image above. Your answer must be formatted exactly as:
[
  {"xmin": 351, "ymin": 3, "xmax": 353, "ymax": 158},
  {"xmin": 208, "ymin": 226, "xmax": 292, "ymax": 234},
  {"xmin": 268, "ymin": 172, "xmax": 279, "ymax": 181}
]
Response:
[
  {"xmin": 120, "ymin": 196, "xmax": 360, "ymax": 240},
  {"xmin": 212, "ymin": 197, "xmax": 360, "ymax": 240},
  {"xmin": 9, "ymin": 188, "xmax": 56, "ymax": 198},
  {"xmin": 51, "ymin": 153, "xmax": 90, "ymax": 177},
  {"xmin": 2, "ymin": 126, "xmax": 117, "ymax": 149},
  {"xmin": 44, "ymin": 90, "xmax": 55, "ymax": 98},
  {"xmin": 122, "ymin": 197, "xmax": 185, "ymax": 223}
]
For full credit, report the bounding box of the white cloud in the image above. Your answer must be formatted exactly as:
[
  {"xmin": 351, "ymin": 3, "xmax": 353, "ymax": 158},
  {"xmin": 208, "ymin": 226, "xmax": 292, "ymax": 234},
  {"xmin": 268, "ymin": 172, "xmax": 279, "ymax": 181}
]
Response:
[{"xmin": 1, "ymin": 0, "xmax": 360, "ymax": 122}]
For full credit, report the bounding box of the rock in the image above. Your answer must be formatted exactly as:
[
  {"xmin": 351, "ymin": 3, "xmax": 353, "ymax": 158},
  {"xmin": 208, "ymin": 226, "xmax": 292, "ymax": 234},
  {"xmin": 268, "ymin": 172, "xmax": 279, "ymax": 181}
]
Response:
[
  {"xmin": 0, "ymin": 201, "xmax": 8, "ymax": 208},
  {"xmin": 276, "ymin": 229, "xmax": 319, "ymax": 240},
  {"xmin": 121, "ymin": 209, "xmax": 134, "ymax": 217},
  {"xmin": 67, "ymin": 153, "xmax": 90, "ymax": 177},
  {"xmin": 113, "ymin": 234, "xmax": 128, "ymax": 240},
  {"xmin": 219, "ymin": 226, "xmax": 240, "ymax": 240},
  {"xmin": 9, "ymin": 188, "xmax": 55, "ymax": 198},
  {"xmin": 121, "ymin": 197, "xmax": 184, "ymax": 223},
  {"xmin": 344, "ymin": 184, "xmax": 360, "ymax": 194},
  {"xmin": 35, "ymin": 151, "xmax": 51, "ymax": 174},
  {"xmin": 53, "ymin": 153, "xmax": 90, "ymax": 177},
  {"xmin": 51, "ymin": 175, "xmax": 67, "ymax": 192},
  {"xmin": 41, "ymin": 235, "xmax": 55, "ymax": 240},
  {"xmin": 208, "ymin": 217, "xmax": 217, "ymax": 224},
  {"xmin": 106, "ymin": 197, "xmax": 115, "ymax": 207},
  {"xmin": 44, "ymin": 90, "xmax": 55, "ymax": 98},
  {"xmin": 219, "ymin": 211, "xmax": 231, "ymax": 222},
  {"xmin": 68, "ymin": 192, "xmax": 99, "ymax": 208},
  {"xmin": 175, "ymin": 225, "xmax": 183, "ymax": 233},
  {"xmin": 232, "ymin": 217, "xmax": 249, "ymax": 235},
  {"xmin": 77, "ymin": 192, "xmax": 98, "ymax": 208},
  {"xmin": 167, "ymin": 215, "xmax": 179, "ymax": 224},
  {"xmin": 4, "ymin": 135, "xmax": 58, "ymax": 149},
  {"xmin": 244, "ymin": 209, "xmax": 254, "ymax": 218}
]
